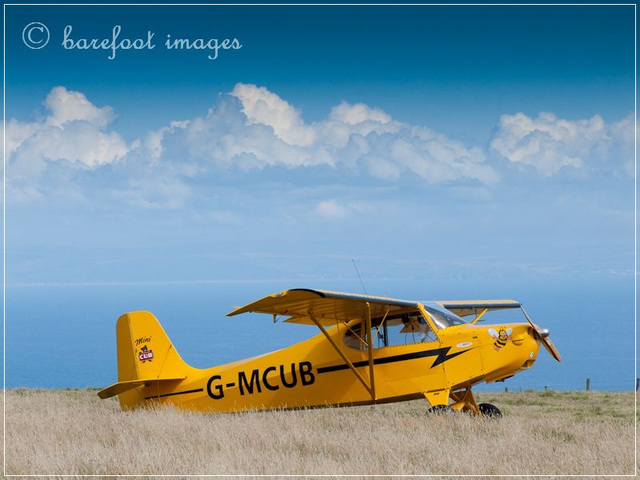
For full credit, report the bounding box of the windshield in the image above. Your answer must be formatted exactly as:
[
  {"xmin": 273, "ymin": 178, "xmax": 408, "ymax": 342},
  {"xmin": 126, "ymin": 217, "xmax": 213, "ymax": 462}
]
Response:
[
  {"xmin": 423, "ymin": 304, "xmax": 466, "ymax": 329},
  {"xmin": 343, "ymin": 310, "xmax": 438, "ymax": 350}
]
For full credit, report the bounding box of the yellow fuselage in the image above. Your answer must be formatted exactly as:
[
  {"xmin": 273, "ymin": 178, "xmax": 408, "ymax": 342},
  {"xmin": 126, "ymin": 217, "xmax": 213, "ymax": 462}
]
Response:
[{"xmin": 124, "ymin": 319, "xmax": 539, "ymax": 412}]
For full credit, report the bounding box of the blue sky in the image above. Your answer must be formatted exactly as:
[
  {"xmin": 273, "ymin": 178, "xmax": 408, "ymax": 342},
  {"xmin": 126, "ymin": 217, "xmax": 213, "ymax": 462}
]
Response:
[{"xmin": 4, "ymin": 4, "xmax": 636, "ymax": 288}]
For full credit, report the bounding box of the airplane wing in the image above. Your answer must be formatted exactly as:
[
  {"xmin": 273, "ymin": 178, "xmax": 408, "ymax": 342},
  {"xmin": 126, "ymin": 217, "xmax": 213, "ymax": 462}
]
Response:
[
  {"xmin": 226, "ymin": 288, "xmax": 420, "ymax": 326},
  {"xmin": 434, "ymin": 300, "xmax": 521, "ymax": 317}
]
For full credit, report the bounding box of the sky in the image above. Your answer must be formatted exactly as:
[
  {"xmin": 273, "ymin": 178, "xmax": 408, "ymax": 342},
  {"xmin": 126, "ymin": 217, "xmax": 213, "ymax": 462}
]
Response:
[{"xmin": 3, "ymin": 4, "xmax": 636, "ymax": 289}]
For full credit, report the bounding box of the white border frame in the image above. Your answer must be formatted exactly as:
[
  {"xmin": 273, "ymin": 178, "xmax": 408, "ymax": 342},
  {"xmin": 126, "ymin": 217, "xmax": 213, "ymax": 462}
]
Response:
[{"xmin": 2, "ymin": 2, "xmax": 637, "ymax": 477}]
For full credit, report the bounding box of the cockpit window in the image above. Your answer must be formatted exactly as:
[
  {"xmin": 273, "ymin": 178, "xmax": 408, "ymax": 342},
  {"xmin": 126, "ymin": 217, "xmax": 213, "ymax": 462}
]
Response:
[
  {"xmin": 424, "ymin": 305, "xmax": 466, "ymax": 329},
  {"xmin": 343, "ymin": 311, "xmax": 437, "ymax": 350}
]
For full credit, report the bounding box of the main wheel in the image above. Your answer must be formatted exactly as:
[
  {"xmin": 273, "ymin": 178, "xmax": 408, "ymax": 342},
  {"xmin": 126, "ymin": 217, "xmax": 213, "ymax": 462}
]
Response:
[
  {"xmin": 427, "ymin": 404, "xmax": 452, "ymax": 415},
  {"xmin": 478, "ymin": 403, "xmax": 502, "ymax": 418}
]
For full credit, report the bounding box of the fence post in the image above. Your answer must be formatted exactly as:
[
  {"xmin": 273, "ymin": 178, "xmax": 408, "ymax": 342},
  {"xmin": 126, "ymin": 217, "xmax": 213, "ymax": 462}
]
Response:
[
  {"xmin": 636, "ymin": 378, "xmax": 639, "ymax": 391},
  {"xmin": 504, "ymin": 387, "xmax": 508, "ymax": 393},
  {"xmin": 586, "ymin": 378, "xmax": 590, "ymax": 391}
]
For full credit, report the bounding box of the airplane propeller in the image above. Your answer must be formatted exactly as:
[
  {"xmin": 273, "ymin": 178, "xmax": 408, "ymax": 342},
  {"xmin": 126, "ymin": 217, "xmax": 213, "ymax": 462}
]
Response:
[{"xmin": 521, "ymin": 307, "xmax": 562, "ymax": 362}]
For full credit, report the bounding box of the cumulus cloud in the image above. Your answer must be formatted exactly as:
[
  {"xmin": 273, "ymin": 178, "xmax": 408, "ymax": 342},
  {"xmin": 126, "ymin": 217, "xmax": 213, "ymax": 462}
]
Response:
[
  {"xmin": 230, "ymin": 83, "xmax": 316, "ymax": 147},
  {"xmin": 6, "ymin": 84, "xmax": 498, "ymax": 190},
  {"xmin": 6, "ymin": 87, "xmax": 128, "ymax": 173},
  {"xmin": 490, "ymin": 111, "xmax": 634, "ymax": 176},
  {"xmin": 6, "ymin": 83, "xmax": 634, "ymax": 212},
  {"xmin": 329, "ymin": 101, "xmax": 392, "ymax": 125},
  {"xmin": 608, "ymin": 113, "xmax": 636, "ymax": 177},
  {"xmin": 4, "ymin": 87, "xmax": 130, "ymax": 203},
  {"xmin": 145, "ymin": 94, "xmax": 333, "ymax": 171},
  {"xmin": 44, "ymin": 86, "xmax": 117, "ymax": 128},
  {"xmin": 389, "ymin": 128, "xmax": 497, "ymax": 184},
  {"xmin": 146, "ymin": 83, "xmax": 498, "ymax": 185}
]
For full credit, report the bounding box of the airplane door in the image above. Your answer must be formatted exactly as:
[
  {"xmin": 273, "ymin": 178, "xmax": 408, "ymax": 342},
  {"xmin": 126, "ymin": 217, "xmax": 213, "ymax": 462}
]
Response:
[{"xmin": 372, "ymin": 312, "xmax": 448, "ymax": 400}]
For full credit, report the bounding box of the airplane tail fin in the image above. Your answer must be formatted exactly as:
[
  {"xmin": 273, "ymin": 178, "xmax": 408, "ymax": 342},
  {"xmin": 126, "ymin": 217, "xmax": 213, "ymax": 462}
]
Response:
[{"xmin": 98, "ymin": 311, "xmax": 189, "ymax": 409}]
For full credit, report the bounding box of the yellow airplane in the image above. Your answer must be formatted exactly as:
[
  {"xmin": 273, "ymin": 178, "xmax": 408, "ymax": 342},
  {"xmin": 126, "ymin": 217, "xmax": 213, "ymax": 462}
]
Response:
[{"xmin": 98, "ymin": 288, "xmax": 561, "ymax": 416}]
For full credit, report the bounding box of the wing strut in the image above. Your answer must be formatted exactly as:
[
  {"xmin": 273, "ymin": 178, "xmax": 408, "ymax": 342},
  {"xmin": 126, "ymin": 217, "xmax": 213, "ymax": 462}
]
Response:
[
  {"xmin": 309, "ymin": 313, "xmax": 375, "ymax": 400},
  {"xmin": 365, "ymin": 302, "xmax": 376, "ymax": 400},
  {"xmin": 471, "ymin": 308, "xmax": 488, "ymax": 324}
]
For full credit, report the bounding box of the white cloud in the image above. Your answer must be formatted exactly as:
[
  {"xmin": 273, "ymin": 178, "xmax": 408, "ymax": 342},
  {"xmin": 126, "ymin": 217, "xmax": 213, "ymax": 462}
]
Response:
[
  {"xmin": 6, "ymin": 87, "xmax": 128, "ymax": 173},
  {"xmin": 389, "ymin": 130, "xmax": 498, "ymax": 184},
  {"xmin": 608, "ymin": 112, "xmax": 636, "ymax": 177},
  {"xmin": 490, "ymin": 111, "xmax": 633, "ymax": 176},
  {"xmin": 230, "ymin": 83, "xmax": 316, "ymax": 147},
  {"xmin": 28, "ymin": 123, "xmax": 128, "ymax": 168},
  {"xmin": 4, "ymin": 87, "xmax": 131, "ymax": 203},
  {"xmin": 362, "ymin": 156, "xmax": 401, "ymax": 180},
  {"xmin": 4, "ymin": 87, "xmax": 130, "ymax": 204},
  {"xmin": 139, "ymin": 120, "xmax": 191, "ymax": 161},
  {"xmin": 316, "ymin": 199, "xmax": 349, "ymax": 219},
  {"xmin": 329, "ymin": 101, "xmax": 391, "ymax": 125},
  {"xmin": 44, "ymin": 86, "xmax": 117, "ymax": 128},
  {"xmin": 5, "ymin": 120, "xmax": 39, "ymax": 155},
  {"xmin": 7, "ymin": 84, "xmax": 499, "ymax": 195},
  {"xmin": 146, "ymin": 83, "xmax": 497, "ymax": 185},
  {"xmin": 7, "ymin": 83, "xmax": 633, "ymax": 213}
]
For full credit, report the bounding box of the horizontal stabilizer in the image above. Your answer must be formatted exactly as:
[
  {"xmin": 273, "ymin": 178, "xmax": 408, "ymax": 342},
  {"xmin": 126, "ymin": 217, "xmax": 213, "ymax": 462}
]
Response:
[{"xmin": 97, "ymin": 377, "xmax": 185, "ymax": 399}]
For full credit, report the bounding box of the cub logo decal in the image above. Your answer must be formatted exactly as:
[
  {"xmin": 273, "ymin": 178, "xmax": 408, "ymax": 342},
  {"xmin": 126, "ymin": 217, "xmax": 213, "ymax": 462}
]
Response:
[{"xmin": 138, "ymin": 345, "xmax": 154, "ymax": 363}]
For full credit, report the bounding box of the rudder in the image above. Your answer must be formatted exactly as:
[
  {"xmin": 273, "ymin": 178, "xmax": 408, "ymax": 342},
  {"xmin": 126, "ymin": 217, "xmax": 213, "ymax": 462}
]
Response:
[
  {"xmin": 117, "ymin": 311, "xmax": 189, "ymax": 382},
  {"xmin": 99, "ymin": 311, "xmax": 189, "ymax": 409}
]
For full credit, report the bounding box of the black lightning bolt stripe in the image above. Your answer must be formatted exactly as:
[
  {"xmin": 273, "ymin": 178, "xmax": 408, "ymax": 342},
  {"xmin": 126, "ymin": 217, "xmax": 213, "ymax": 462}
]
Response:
[
  {"xmin": 316, "ymin": 347, "xmax": 472, "ymax": 374},
  {"xmin": 144, "ymin": 388, "xmax": 203, "ymax": 400}
]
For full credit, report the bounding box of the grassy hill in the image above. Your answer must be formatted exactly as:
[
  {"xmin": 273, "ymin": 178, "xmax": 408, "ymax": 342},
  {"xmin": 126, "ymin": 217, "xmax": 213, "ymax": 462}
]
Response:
[{"xmin": 4, "ymin": 389, "xmax": 636, "ymax": 477}]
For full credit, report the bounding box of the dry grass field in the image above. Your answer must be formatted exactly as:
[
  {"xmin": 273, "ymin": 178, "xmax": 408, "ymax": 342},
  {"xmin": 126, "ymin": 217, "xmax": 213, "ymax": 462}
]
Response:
[{"xmin": 3, "ymin": 389, "xmax": 637, "ymax": 478}]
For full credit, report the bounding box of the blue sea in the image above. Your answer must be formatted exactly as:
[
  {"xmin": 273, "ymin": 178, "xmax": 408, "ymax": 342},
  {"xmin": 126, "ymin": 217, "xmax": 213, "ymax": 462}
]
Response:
[{"xmin": 4, "ymin": 276, "xmax": 636, "ymax": 392}]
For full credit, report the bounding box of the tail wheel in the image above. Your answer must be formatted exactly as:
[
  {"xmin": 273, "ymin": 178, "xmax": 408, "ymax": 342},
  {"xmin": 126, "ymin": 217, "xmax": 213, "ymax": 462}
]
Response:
[{"xmin": 478, "ymin": 403, "xmax": 502, "ymax": 418}]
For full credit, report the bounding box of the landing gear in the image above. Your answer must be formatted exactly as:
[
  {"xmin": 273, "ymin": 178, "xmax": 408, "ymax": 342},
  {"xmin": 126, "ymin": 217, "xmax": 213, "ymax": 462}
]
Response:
[
  {"xmin": 424, "ymin": 387, "xmax": 503, "ymax": 418},
  {"xmin": 449, "ymin": 387, "xmax": 479, "ymax": 414},
  {"xmin": 478, "ymin": 403, "xmax": 503, "ymax": 418},
  {"xmin": 426, "ymin": 404, "xmax": 452, "ymax": 415}
]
